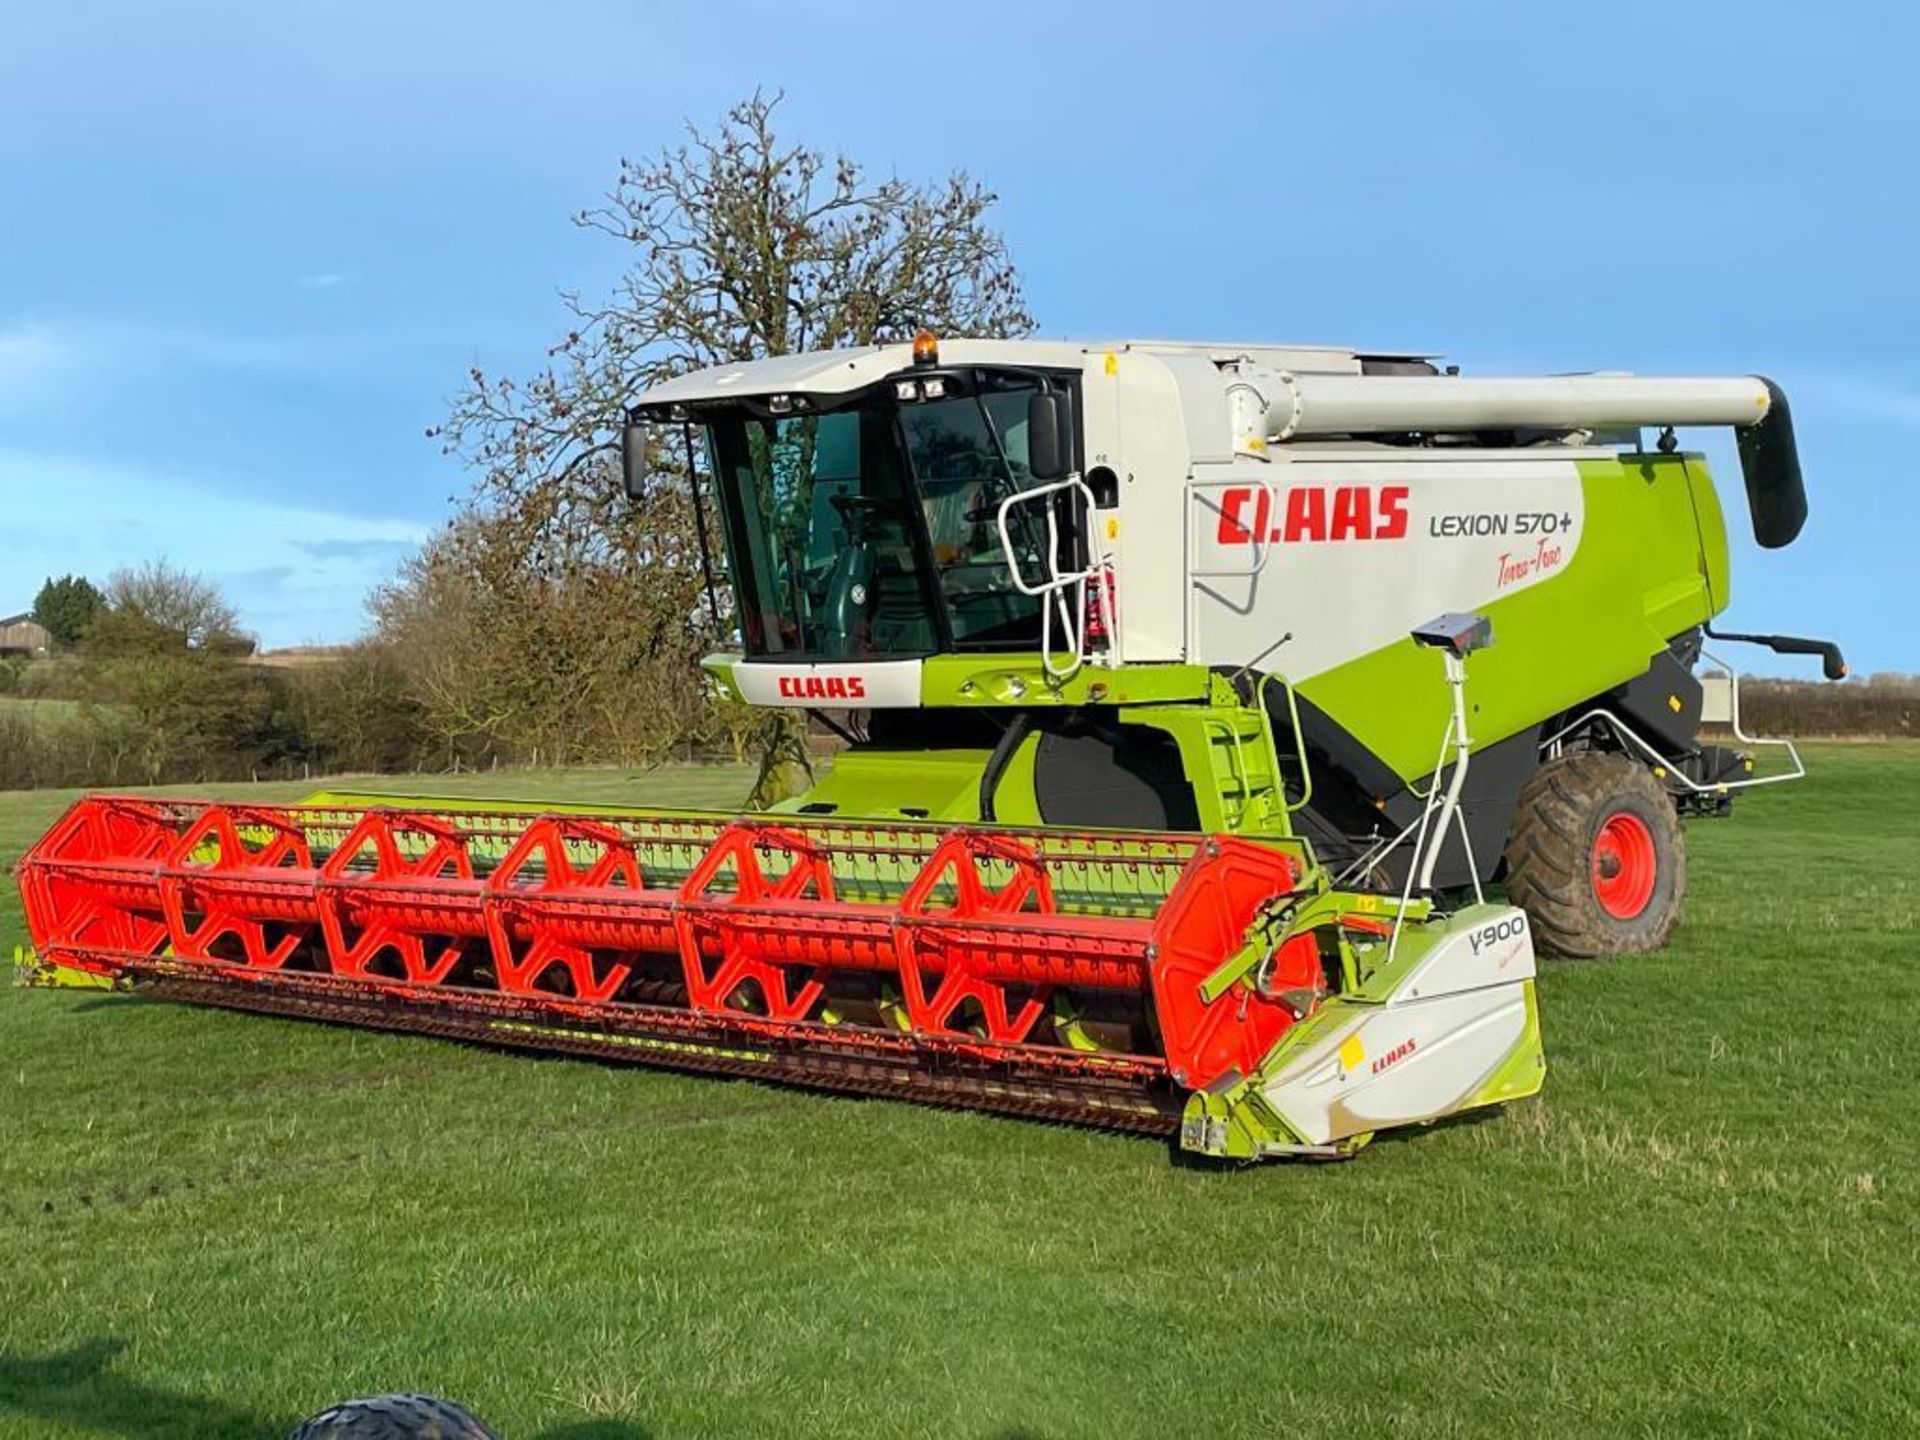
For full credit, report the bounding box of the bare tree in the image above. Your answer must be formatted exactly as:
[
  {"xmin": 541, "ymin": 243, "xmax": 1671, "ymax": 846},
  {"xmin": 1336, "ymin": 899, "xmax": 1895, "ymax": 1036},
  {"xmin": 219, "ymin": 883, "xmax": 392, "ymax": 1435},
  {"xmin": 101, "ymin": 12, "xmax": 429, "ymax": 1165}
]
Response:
[
  {"xmin": 88, "ymin": 560, "xmax": 251, "ymax": 656},
  {"xmin": 441, "ymin": 91, "xmax": 1031, "ymax": 518},
  {"xmin": 388, "ymin": 91, "xmax": 1034, "ymax": 785}
]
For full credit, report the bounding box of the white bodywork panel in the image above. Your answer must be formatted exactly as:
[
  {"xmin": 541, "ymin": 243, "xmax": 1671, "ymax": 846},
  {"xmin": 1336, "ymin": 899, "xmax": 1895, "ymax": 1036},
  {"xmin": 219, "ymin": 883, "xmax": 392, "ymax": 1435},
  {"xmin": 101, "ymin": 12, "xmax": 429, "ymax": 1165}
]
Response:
[
  {"xmin": 638, "ymin": 340, "xmax": 1093, "ymax": 409},
  {"xmin": 1260, "ymin": 904, "xmax": 1537, "ymax": 1145},
  {"xmin": 635, "ymin": 338, "xmax": 1382, "ymax": 412},
  {"xmin": 1188, "ymin": 455, "xmax": 1587, "ymax": 681},
  {"xmin": 731, "ymin": 659, "xmax": 923, "ymax": 709},
  {"xmin": 1106, "ymin": 352, "xmax": 1192, "ymax": 663}
]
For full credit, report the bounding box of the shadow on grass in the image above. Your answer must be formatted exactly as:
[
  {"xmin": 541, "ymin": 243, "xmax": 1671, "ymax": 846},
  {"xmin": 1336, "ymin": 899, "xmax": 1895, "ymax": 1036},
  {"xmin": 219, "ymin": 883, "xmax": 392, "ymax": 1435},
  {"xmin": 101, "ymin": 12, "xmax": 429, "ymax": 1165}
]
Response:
[
  {"xmin": 1365, "ymin": 1101, "xmax": 1509, "ymax": 1150},
  {"xmin": 67, "ymin": 995, "xmax": 149, "ymax": 1015},
  {"xmin": 0, "ymin": 1341, "xmax": 658, "ymax": 1438},
  {"xmin": 0, "ymin": 1338, "xmax": 290, "ymax": 1437},
  {"xmin": 1161, "ymin": 1098, "xmax": 1511, "ymax": 1171}
]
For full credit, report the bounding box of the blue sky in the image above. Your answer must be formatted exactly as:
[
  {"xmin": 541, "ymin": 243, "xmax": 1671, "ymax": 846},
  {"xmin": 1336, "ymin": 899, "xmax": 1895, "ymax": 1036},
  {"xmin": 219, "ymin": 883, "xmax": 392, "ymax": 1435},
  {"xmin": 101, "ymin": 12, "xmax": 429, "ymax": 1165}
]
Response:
[{"xmin": 1, "ymin": 0, "xmax": 1912, "ymax": 671}]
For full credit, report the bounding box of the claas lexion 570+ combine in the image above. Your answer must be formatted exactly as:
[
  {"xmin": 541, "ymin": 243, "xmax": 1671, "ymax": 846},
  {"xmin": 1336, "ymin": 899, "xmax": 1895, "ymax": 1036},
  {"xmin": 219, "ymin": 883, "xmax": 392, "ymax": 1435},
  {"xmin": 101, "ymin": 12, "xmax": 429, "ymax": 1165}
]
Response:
[{"xmin": 16, "ymin": 334, "xmax": 1843, "ymax": 1160}]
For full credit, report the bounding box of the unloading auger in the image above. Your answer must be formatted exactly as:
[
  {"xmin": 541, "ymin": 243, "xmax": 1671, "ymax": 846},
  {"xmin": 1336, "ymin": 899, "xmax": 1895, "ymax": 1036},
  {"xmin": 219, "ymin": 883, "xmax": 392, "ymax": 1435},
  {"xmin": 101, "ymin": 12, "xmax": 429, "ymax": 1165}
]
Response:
[{"xmin": 16, "ymin": 333, "xmax": 1842, "ymax": 1160}]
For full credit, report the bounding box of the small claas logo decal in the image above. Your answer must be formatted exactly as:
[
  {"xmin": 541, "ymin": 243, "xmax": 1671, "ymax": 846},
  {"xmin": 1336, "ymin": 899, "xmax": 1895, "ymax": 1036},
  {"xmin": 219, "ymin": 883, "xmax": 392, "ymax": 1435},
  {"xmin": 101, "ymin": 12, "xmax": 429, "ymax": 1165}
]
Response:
[
  {"xmin": 1370, "ymin": 1038, "xmax": 1417, "ymax": 1075},
  {"xmin": 777, "ymin": 674, "xmax": 867, "ymax": 700}
]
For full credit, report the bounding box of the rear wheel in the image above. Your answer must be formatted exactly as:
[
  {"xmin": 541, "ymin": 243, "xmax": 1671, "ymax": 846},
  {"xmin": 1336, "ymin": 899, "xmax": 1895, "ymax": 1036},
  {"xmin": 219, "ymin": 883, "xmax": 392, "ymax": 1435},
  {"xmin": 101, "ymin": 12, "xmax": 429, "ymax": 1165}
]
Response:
[{"xmin": 1503, "ymin": 751, "xmax": 1685, "ymax": 957}]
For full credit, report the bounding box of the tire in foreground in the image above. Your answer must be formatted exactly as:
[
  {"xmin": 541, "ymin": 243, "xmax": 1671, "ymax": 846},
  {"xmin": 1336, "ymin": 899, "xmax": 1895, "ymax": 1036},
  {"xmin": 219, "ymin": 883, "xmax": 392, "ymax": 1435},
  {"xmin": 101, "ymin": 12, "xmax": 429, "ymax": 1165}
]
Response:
[{"xmin": 288, "ymin": 1393, "xmax": 500, "ymax": 1440}]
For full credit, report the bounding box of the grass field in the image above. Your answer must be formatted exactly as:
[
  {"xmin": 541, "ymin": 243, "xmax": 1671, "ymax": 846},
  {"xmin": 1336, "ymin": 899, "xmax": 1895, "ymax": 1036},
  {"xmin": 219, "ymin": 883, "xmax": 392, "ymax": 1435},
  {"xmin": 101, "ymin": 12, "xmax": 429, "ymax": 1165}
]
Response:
[{"xmin": 2, "ymin": 748, "xmax": 1916, "ymax": 1439}]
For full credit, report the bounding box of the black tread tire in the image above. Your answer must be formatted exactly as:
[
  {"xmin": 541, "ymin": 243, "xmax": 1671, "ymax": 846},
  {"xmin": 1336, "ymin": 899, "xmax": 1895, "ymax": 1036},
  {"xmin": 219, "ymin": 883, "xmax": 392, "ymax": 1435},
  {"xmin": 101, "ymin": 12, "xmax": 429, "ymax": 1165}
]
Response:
[
  {"xmin": 288, "ymin": 1394, "xmax": 500, "ymax": 1440},
  {"xmin": 1502, "ymin": 750, "xmax": 1685, "ymax": 958}
]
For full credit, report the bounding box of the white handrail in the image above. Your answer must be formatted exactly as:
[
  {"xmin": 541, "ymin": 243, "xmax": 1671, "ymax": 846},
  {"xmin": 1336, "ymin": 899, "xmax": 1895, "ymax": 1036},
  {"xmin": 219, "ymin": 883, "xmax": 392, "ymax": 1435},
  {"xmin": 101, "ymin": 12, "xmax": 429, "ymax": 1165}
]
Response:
[
  {"xmin": 994, "ymin": 477, "xmax": 1098, "ymax": 596},
  {"xmin": 1539, "ymin": 648, "xmax": 1804, "ymax": 793},
  {"xmin": 995, "ymin": 477, "xmax": 1101, "ymax": 678}
]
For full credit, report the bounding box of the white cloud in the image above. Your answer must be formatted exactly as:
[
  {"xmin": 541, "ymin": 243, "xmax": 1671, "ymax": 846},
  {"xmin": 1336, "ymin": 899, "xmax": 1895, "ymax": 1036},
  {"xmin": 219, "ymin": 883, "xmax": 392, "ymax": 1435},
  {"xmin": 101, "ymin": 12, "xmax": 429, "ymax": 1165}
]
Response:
[
  {"xmin": 0, "ymin": 447, "xmax": 429, "ymax": 647},
  {"xmin": 0, "ymin": 318, "xmax": 99, "ymax": 413},
  {"xmin": 296, "ymin": 272, "xmax": 345, "ymax": 289},
  {"xmin": 1791, "ymin": 374, "xmax": 1920, "ymax": 428},
  {"xmin": 0, "ymin": 320, "xmax": 64, "ymax": 381},
  {"xmin": 0, "ymin": 314, "xmax": 371, "ymax": 419}
]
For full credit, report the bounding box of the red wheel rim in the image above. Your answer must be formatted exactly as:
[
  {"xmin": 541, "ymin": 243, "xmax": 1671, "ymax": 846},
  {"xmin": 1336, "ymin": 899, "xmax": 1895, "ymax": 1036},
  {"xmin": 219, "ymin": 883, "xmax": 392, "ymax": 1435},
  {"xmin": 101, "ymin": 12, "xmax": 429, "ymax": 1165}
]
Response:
[{"xmin": 1592, "ymin": 811, "xmax": 1658, "ymax": 920}]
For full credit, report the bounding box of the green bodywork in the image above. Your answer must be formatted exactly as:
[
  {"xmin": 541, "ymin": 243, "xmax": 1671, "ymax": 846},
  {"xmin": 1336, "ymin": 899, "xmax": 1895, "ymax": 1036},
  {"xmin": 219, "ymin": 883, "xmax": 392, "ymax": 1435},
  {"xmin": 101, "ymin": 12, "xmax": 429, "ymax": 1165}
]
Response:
[
  {"xmin": 1298, "ymin": 452, "xmax": 1726, "ymax": 777},
  {"xmin": 763, "ymin": 667, "xmax": 1292, "ymax": 835}
]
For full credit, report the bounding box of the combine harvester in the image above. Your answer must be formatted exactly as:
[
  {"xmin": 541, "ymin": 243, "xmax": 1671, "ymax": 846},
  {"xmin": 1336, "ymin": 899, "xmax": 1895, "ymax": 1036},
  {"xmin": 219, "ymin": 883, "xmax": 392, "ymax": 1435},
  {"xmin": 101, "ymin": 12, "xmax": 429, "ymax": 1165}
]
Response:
[{"xmin": 15, "ymin": 335, "xmax": 1842, "ymax": 1160}]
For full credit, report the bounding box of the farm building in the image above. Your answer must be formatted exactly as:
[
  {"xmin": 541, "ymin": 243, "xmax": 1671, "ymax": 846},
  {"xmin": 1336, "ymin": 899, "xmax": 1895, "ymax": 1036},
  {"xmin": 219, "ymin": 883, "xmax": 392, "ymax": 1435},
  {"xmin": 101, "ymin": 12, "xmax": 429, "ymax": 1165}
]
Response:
[{"xmin": 0, "ymin": 613, "xmax": 52, "ymax": 659}]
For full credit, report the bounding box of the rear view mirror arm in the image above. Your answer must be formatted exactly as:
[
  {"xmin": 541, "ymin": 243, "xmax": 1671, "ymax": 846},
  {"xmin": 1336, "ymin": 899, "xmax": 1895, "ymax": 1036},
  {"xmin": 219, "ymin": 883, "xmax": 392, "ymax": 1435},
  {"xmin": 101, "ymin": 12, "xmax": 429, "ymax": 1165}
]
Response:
[{"xmin": 1703, "ymin": 624, "xmax": 1848, "ymax": 682}]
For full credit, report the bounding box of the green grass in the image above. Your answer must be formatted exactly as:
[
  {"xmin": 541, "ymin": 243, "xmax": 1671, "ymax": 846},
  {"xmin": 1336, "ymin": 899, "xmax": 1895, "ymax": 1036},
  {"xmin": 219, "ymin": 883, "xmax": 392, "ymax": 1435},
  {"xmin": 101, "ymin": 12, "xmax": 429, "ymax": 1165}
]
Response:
[{"xmin": 2, "ymin": 749, "xmax": 1916, "ymax": 1439}]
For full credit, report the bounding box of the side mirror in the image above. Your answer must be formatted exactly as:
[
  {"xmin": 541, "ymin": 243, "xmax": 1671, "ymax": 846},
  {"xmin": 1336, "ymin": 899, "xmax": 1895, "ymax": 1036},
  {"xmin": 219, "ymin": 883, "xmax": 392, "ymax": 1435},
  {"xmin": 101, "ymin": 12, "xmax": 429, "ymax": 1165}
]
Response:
[
  {"xmin": 1027, "ymin": 392, "xmax": 1072, "ymax": 481},
  {"xmin": 621, "ymin": 422, "xmax": 650, "ymax": 501}
]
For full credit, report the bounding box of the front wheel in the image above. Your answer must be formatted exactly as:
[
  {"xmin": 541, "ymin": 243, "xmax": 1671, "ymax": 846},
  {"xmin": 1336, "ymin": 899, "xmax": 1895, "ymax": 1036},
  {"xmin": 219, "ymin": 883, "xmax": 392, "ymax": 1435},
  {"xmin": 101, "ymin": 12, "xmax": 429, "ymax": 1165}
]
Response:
[{"xmin": 1503, "ymin": 751, "xmax": 1686, "ymax": 957}]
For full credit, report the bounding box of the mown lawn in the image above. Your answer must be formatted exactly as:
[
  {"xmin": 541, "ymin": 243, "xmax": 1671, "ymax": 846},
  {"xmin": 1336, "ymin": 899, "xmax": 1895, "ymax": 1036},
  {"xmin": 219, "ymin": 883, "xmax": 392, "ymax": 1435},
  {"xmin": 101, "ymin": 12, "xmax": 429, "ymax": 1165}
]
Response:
[{"xmin": 1, "ymin": 748, "xmax": 1915, "ymax": 1439}]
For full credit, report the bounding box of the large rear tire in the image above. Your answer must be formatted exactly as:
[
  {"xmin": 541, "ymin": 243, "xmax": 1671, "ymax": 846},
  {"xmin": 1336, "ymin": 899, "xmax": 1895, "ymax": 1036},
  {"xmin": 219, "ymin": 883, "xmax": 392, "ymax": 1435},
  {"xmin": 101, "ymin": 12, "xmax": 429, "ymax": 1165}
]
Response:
[
  {"xmin": 288, "ymin": 1394, "xmax": 500, "ymax": 1440},
  {"xmin": 1503, "ymin": 751, "xmax": 1685, "ymax": 957}
]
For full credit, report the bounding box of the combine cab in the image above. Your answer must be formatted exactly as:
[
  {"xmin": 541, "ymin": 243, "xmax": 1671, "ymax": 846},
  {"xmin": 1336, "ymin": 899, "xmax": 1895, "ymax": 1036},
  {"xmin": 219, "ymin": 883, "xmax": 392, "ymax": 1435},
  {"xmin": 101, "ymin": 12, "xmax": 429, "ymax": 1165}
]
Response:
[{"xmin": 15, "ymin": 334, "xmax": 1842, "ymax": 1160}]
